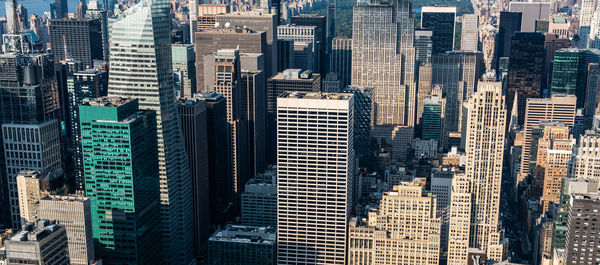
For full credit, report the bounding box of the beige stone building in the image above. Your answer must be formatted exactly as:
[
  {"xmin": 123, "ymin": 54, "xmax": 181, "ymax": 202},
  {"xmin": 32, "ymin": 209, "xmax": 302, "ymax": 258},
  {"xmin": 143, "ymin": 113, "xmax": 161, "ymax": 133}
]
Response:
[
  {"xmin": 16, "ymin": 170, "xmax": 49, "ymax": 224},
  {"xmin": 348, "ymin": 183, "xmax": 441, "ymax": 265}
]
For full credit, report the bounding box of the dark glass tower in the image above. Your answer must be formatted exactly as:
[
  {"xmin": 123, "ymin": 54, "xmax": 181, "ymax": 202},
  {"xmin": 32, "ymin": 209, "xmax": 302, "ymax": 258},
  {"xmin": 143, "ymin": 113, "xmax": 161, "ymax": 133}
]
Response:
[
  {"xmin": 421, "ymin": 6, "xmax": 456, "ymax": 54},
  {"xmin": 495, "ymin": 11, "xmax": 522, "ymax": 71}
]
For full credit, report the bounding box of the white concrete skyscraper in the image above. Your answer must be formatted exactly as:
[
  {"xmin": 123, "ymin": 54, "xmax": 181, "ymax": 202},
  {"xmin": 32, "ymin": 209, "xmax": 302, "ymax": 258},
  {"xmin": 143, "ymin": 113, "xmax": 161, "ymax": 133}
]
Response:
[
  {"xmin": 107, "ymin": 0, "xmax": 194, "ymax": 263},
  {"xmin": 351, "ymin": 0, "xmax": 417, "ymax": 156},
  {"xmin": 276, "ymin": 92, "xmax": 355, "ymax": 265}
]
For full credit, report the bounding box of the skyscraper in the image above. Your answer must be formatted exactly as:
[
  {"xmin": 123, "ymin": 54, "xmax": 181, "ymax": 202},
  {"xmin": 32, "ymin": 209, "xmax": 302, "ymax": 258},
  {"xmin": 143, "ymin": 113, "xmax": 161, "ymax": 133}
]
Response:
[
  {"xmin": 106, "ymin": 1, "xmax": 194, "ymax": 262},
  {"xmin": 415, "ymin": 29, "xmax": 433, "ymax": 64},
  {"xmin": 38, "ymin": 195, "xmax": 94, "ymax": 265},
  {"xmin": 352, "ymin": 0, "xmax": 417, "ymax": 155},
  {"xmin": 348, "ymin": 183, "xmax": 441, "ymax": 265},
  {"xmin": 80, "ymin": 97, "xmax": 162, "ymax": 264},
  {"xmin": 421, "ymin": 95, "xmax": 444, "ymax": 141},
  {"xmin": 172, "ymin": 44, "xmax": 196, "ymax": 98},
  {"xmin": 565, "ymin": 193, "xmax": 600, "ymax": 264},
  {"xmin": 330, "ymin": 37, "xmax": 351, "ymax": 88},
  {"xmin": 461, "ymin": 14, "xmax": 478, "ymax": 52},
  {"xmin": 241, "ymin": 69, "xmax": 267, "ymax": 176},
  {"xmin": 550, "ymin": 48, "xmax": 600, "ymax": 108},
  {"xmin": 518, "ymin": 95, "xmax": 576, "ymax": 189},
  {"xmin": 16, "ymin": 170, "xmax": 49, "ymax": 224},
  {"xmin": 495, "ymin": 11, "xmax": 521, "ymax": 70},
  {"xmin": 463, "ymin": 80, "xmax": 506, "ymax": 260},
  {"xmin": 542, "ymin": 34, "xmax": 572, "ymax": 90},
  {"xmin": 85, "ymin": 0, "xmax": 109, "ymax": 61},
  {"xmin": 572, "ymin": 132, "xmax": 600, "ymax": 180},
  {"xmin": 277, "ymin": 25, "xmax": 319, "ymax": 72},
  {"xmin": 579, "ymin": 0, "xmax": 598, "ymax": 48},
  {"xmin": 52, "ymin": 0, "xmax": 68, "ymax": 19},
  {"xmin": 49, "ymin": 18, "xmax": 103, "ymax": 67},
  {"xmin": 447, "ymin": 173, "xmax": 472, "ymax": 265},
  {"xmin": 178, "ymin": 98, "xmax": 210, "ymax": 259},
  {"xmin": 342, "ymin": 86, "xmax": 373, "ymax": 166},
  {"xmin": 421, "ymin": 6, "xmax": 456, "ymax": 54},
  {"xmin": 290, "ymin": 14, "xmax": 327, "ymax": 74},
  {"xmin": 241, "ymin": 168, "xmax": 276, "ymax": 227},
  {"xmin": 507, "ymin": 32, "xmax": 545, "ymax": 125},
  {"xmin": 4, "ymin": 220, "xmax": 70, "ymax": 265},
  {"xmin": 276, "ymin": 91, "xmax": 355, "ymax": 264},
  {"xmin": 508, "ymin": 2, "xmax": 551, "ymax": 32}
]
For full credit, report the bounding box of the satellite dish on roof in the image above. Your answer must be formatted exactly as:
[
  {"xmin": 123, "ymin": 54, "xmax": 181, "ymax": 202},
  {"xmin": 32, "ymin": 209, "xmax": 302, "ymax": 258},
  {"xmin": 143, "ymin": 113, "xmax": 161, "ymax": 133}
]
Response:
[
  {"xmin": 225, "ymin": 22, "xmax": 230, "ymax": 28},
  {"xmin": 215, "ymin": 22, "xmax": 220, "ymax": 27}
]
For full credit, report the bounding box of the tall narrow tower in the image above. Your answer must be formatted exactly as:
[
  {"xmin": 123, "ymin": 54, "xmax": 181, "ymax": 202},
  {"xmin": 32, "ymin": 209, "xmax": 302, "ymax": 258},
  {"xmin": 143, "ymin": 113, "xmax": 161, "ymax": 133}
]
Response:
[{"xmin": 107, "ymin": 0, "xmax": 194, "ymax": 263}]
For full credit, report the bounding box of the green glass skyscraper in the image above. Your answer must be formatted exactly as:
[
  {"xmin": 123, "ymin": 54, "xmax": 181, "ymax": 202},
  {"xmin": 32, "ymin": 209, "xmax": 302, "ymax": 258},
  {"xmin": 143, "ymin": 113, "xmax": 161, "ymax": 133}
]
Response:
[
  {"xmin": 550, "ymin": 48, "xmax": 600, "ymax": 108},
  {"xmin": 80, "ymin": 97, "xmax": 162, "ymax": 264}
]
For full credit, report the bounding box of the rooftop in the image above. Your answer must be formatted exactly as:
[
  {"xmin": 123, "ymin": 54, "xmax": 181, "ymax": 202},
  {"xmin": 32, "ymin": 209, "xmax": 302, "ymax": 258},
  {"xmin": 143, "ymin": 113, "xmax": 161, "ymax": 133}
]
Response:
[
  {"xmin": 85, "ymin": 97, "xmax": 134, "ymax": 107},
  {"xmin": 9, "ymin": 220, "xmax": 63, "ymax": 243},
  {"xmin": 281, "ymin": 91, "xmax": 353, "ymax": 101},
  {"xmin": 209, "ymin": 225, "xmax": 275, "ymax": 245}
]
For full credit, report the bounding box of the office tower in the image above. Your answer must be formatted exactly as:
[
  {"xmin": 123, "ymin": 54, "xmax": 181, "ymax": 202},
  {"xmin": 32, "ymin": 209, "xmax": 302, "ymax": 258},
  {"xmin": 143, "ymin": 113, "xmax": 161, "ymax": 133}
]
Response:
[
  {"xmin": 85, "ymin": 0, "xmax": 108, "ymax": 62},
  {"xmin": 432, "ymin": 51, "xmax": 483, "ymax": 148},
  {"xmin": 178, "ymin": 98, "xmax": 210, "ymax": 258},
  {"xmin": 565, "ymin": 193, "xmax": 600, "ymax": 264},
  {"xmin": 4, "ymin": 220, "xmax": 70, "ymax": 264},
  {"xmin": 348, "ymin": 183, "xmax": 441, "ymax": 265},
  {"xmin": 67, "ymin": 68, "xmax": 108, "ymax": 190},
  {"xmin": 415, "ymin": 29, "xmax": 433, "ymax": 64},
  {"xmin": 584, "ymin": 63, "xmax": 600, "ymax": 128},
  {"xmin": 543, "ymin": 34, "xmax": 572, "ymax": 90},
  {"xmin": 277, "ymin": 25, "xmax": 319, "ymax": 72},
  {"xmin": 52, "ymin": 0, "xmax": 68, "ymax": 18},
  {"xmin": 421, "ymin": 95, "xmax": 444, "ymax": 141},
  {"xmin": 495, "ymin": 12, "xmax": 521, "ymax": 70},
  {"xmin": 507, "ymin": 32, "xmax": 545, "ymax": 125},
  {"xmin": 463, "ymin": 80, "xmax": 506, "ymax": 260},
  {"xmin": 266, "ymin": 69, "xmax": 321, "ymax": 163},
  {"xmin": 241, "ymin": 69, "xmax": 267, "ymax": 176},
  {"xmin": 172, "ymin": 44, "xmax": 196, "ymax": 98},
  {"xmin": 533, "ymin": 125, "xmax": 574, "ymax": 212},
  {"xmin": 196, "ymin": 5, "xmax": 230, "ymax": 31},
  {"xmin": 216, "ymin": 12, "xmax": 278, "ymax": 79},
  {"xmin": 352, "ymin": 0, "xmax": 417, "ymax": 155},
  {"xmin": 548, "ymin": 16, "xmax": 569, "ymax": 37},
  {"xmin": 421, "ymin": 6, "xmax": 456, "ymax": 54},
  {"xmin": 49, "ymin": 18, "xmax": 103, "ymax": 68},
  {"xmin": 509, "ymin": 2, "xmax": 551, "ymax": 32},
  {"xmin": 106, "ymin": 1, "xmax": 194, "ymax": 262},
  {"xmin": 38, "ymin": 195, "xmax": 94, "ymax": 265},
  {"xmin": 75, "ymin": 0, "xmax": 87, "ymax": 19},
  {"xmin": 189, "ymin": 0, "xmax": 197, "ymax": 43},
  {"xmin": 416, "ymin": 64, "xmax": 433, "ymax": 128},
  {"xmin": 277, "ymin": 91, "xmax": 354, "ymax": 264},
  {"xmin": 80, "ymin": 97, "xmax": 162, "ymax": 264},
  {"xmin": 195, "ymin": 28, "xmax": 266, "ymax": 90},
  {"xmin": 518, "ymin": 95, "xmax": 577, "ymax": 188},
  {"xmin": 551, "ymin": 48, "xmax": 600, "ymax": 108},
  {"xmin": 431, "ymin": 167, "xmax": 455, "ymax": 257},
  {"xmin": 579, "ymin": 0, "xmax": 598, "ymax": 48},
  {"xmin": 330, "ymin": 37, "xmax": 351, "ymax": 88},
  {"xmin": 322, "ymin": 72, "xmax": 341, "ymax": 92},
  {"xmin": 572, "ymin": 133, "xmax": 600, "ymax": 180},
  {"xmin": 213, "ymin": 49, "xmax": 249, "ymax": 198},
  {"xmin": 208, "ymin": 225, "xmax": 276, "ymax": 265},
  {"xmin": 16, "ymin": 171, "xmax": 48, "ymax": 224},
  {"xmin": 290, "ymin": 14, "xmax": 327, "ymax": 74},
  {"xmin": 277, "ymin": 39, "xmax": 294, "ymax": 72},
  {"xmin": 342, "ymin": 86, "xmax": 373, "ymax": 166},
  {"xmin": 241, "ymin": 168, "xmax": 276, "ymax": 227},
  {"xmin": 461, "ymin": 14, "xmax": 478, "ymax": 52},
  {"xmin": 447, "ymin": 173, "xmax": 471, "ymax": 265},
  {"xmin": 195, "ymin": 91, "xmax": 231, "ymax": 226}
]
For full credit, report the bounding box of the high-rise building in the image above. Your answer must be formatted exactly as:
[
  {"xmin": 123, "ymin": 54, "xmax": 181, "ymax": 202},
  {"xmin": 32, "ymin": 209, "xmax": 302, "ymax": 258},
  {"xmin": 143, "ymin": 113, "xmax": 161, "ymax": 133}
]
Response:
[
  {"xmin": 507, "ymin": 32, "xmax": 545, "ymax": 125},
  {"xmin": 195, "ymin": 91, "xmax": 232, "ymax": 226},
  {"xmin": 277, "ymin": 25, "xmax": 319, "ymax": 72},
  {"xmin": 352, "ymin": 0, "xmax": 417, "ymax": 156},
  {"xmin": 447, "ymin": 173, "xmax": 472, "ymax": 265},
  {"xmin": 195, "ymin": 28, "xmax": 266, "ymax": 91},
  {"xmin": 542, "ymin": 34, "xmax": 572, "ymax": 91},
  {"xmin": 432, "ymin": 51, "xmax": 483, "ymax": 148},
  {"xmin": 38, "ymin": 195, "xmax": 94, "ymax": 265},
  {"xmin": 178, "ymin": 98, "xmax": 210, "ymax": 258},
  {"xmin": 342, "ymin": 86, "xmax": 373, "ymax": 166},
  {"xmin": 49, "ymin": 18, "xmax": 103, "ymax": 67},
  {"xmin": 518, "ymin": 95, "xmax": 577, "ymax": 188},
  {"xmin": 106, "ymin": 1, "xmax": 194, "ymax": 262},
  {"xmin": 241, "ymin": 168, "xmax": 276, "ymax": 227},
  {"xmin": 431, "ymin": 167, "xmax": 455, "ymax": 257},
  {"xmin": 495, "ymin": 12, "xmax": 522, "ymax": 70},
  {"xmin": 67, "ymin": 68, "xmax": 108, "ymax": 190},
  {"xmin": 463, "ymin": 80, "xmax": 506, "ymax": 260},
  {"xmin": 290, "ymin": 14, "xmax": 327, "ymax": 74},
  {"xmin": 80, "ymin": 97, "xmax": 162, "ymax": 264},
  {"xmin": 565, "ymin": 193, "xmax": 600, "ymax": 264},
  {"xmin": 4, "ymin": 220, "xmax": 70, "ymax": 265},
  {"xmin": 508, "ymin": 2, "xmax": 551, "ymax": 32},
  {"xmin": 550, "ymin": 48, "xmax": 600, "ymax": 108},
  {"xmin": 348, "ymin": 183, "xmax": 441, "ymax": 265},
  {"xmin": 421, "ymin": 6, "xmax": 456, "ymax": 54},
  {"xmin": 421, "ymin": 95, "xmax": 444, "ymax": 141},
  {"xmin": 584, "ymin": 63, "xmax": 600, "ymax": 128},
  {"xmin": 172, "ymin": 44, "xmax": 196, "ymax": 98},
  {"xmin": 213, "ymin": 49, "xmax": 249, "ymax": 198},
  {"xmin": 579, "ymin": 0, "xmax": 598, "ymax": 48},
  {"xmin": 571, "ymin": 132, "xmax": 600, "ymax": 180},
  {"xmin": 240, "ymin": 69, "xmax": 267, "ymax": 176},
  {"xmin": 461, "ymin": 14, "xmax": 478, "ymax": 52},
  {"xmin": 416, "ymin": 64, "xmax": 433, "ymax": 128},
  {"xmin": 276, "ymin": 91, "xmax": 355, "ymax": 264},
  {"xmin": 85, "ymin": 0, "xmax": 108, "ymax": 62},
  {"xmin": 277, "ymin": 39, "xmax": 294, "ymax": 72},
  {"xmin": 330, "ymin": 37, "xmax": 351, "ymax": 88},
  {"xmin": 52, "ymin": 0, "xmax": 68, "ymax": 18},
  {"xmin": 16, "ymin": 171, "xmax": 49, "ymax": 224},
  {"xmin": 208, "ymin": 225, "xmax": 276, "ymax": 265},
  {"xmin": 266, "ymin": 69, "xmax": 321, "ymax": 163},
  {"xmin": 415, "ymin": 29, "xmax": 433, "ymax": 64}
]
